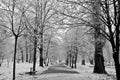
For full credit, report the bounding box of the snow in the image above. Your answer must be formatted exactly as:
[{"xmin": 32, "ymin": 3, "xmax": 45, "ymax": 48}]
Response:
[
  {"xmin": 0, "ymin": 62, "xmax": 47, "ymax": 80},
  {"xmin": 0, "ymin": 62, "xmax": 116, "ymax": 80}
]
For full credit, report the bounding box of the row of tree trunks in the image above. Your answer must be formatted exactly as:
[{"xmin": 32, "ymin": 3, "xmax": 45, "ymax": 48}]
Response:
[
  {"xmin": 16, "ymin": 45, "xmax": 32, "ymax": 63},
  {"xmin": 44, "ymin": 38, "xmax": 51, "ymax": 66},
  {"xmin": 66, "ymin": 53, "xmax": 77, "ymax": 68}
]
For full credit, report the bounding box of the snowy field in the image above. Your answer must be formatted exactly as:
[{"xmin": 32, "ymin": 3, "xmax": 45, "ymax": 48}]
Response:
[
  {"xmin": 0, "ymin": 62, "xmax": 48, "ymax": 80},
  {"xmin": 0, "ymin": 62, "xmax": 116, "ymax": 80}
]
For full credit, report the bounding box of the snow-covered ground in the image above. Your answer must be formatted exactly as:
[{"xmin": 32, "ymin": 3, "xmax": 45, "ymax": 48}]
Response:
[
  {"xmin": 0, "ymin": 62, "xmax": 116, "ymax": 80},
  {"xmin": 0, "ymin": 62, "xmax": 48, "ymax": 80}
]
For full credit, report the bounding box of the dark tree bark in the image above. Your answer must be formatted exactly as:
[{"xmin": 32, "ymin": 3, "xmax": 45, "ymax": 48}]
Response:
[
  {"xmin": 13, "ymin": 36, "xmax": 18, "ymax": 80},
  {"xmin": 93, "ymin": 30, "xmax": 106, "ymax": 74},
  {"xmin": 75, "ymin": 59, "xmax": 77, "ymax": 68},
  {"xmin": 0, "ymin": 55, "xmax": 4, "ymax": 67},
  {"xmin": 25, "ymin": 39, "xmax": 28, "ymax": 62},
  {"xmin": 74, "ymin": 47, "xmax": 78, "ymax": 68},
  {"xmin": 92, "ymin": 0, "xmax": 107, "ymax": 74},
  {"xmin": 39, "ymin": 47, "xmax": 43, "ymax": 67},
  {"xmin": 81, "ymin": 59, "xmax": 85, "ymax": 65},
  {"xmin": 33, "ymin": 37, "xmax": 37, "ymax": 73},
  {"xmin": 71, "ymin": 55, "xmax": 74, "ymax": 68},
  {"xmin": 39, "ymin": 26, "xmax": 44, "ymax": 67},
  {"xmin": 89, "ymin": 57, "xmax": 94, "ymax": 65},
  {"xmin": 69, "ymin": 54, "xmax": 72, "ymax": 67},
  {"xmin": 66, "ymin": 55, "xmax": 69, "ymax": 65},
  {"xmin": 26, "ymin": 53, "xmax": 28, "ymax": 62},
  {"xmin": 111, "ymin": 30, "xmax": 120, "ymax": 80},
  {"xmin": 93, "ymin": 52, "xmax": 106, "ymax": 73},
  {"xmin": 113, "ymin": 1, "xmax": 120, "ymax": 79},
  {"xmin": 21, "ymin": 53, "xmax": 24, "ymax": 63},
  {"xmin": 113, "ymin": 51, "xmax": 120, "ymax": 80}
]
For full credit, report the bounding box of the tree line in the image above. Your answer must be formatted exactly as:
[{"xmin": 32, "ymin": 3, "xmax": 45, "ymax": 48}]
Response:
[{"xmin": 0, "ymin": 0, "xmax": 119, "ymax": 80}]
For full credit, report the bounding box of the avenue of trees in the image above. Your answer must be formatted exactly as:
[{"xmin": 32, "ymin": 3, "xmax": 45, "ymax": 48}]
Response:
[{"xmin": 0, "ymin": 0, "xmax": 119, "ymax": 80}]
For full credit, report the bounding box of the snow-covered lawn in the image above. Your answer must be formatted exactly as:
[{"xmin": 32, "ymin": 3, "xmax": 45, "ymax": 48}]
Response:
[
  {"xmin": 72, "ymin": 63, "xmax": 116, "ymax": 80},
  {"xmin": 0, "ymin": 62, "xmax": 116, "ymax": 80},
  {"xmin": 0, "ymin": 62, "xmax": 48, "ymax": 80}
]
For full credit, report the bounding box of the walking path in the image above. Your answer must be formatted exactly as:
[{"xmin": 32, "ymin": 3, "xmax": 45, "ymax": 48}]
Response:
[
  {"xmin": 41, "ymin": 63, "xmax": 79, "ymax": 74},
  {"xmin": 16, "ymin": 63, "xmax": 116, "ymax": 80},
  {"xmin": 36, "ymin": 63, "xmax": 80, "ymax": 80}
]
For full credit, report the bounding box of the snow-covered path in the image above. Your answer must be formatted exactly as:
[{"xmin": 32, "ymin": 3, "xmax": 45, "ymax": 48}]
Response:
[{"xmin": 41, "ymin": 63, "xmax": 79, "ymax": 74}]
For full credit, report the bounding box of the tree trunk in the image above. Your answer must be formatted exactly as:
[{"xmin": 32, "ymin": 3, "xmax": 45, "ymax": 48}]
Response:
[
  {"xmin": 0, "ymin": 56, "xmax": 4, "ymax": 67},
  {"xmin": 113, "ymin": 51, "xmax": 120, "ymax": 80},
  {"xmin": 21, "ymin": 51, "xmax": 24, "ymax": 63},
  {"xmin": 74, "ymin": 60, "xmax": 76, "ymax": 68},
  {"xmin": 92, "ymin": 0, "xmax": 107, "ymax": 74},
  {"xmin": 45, "ymin": 38, "xmax": 52, "ymax": 66},
  {"xmin": 13, "ymin": 36, "xmax": 18, "ymax": 80},
  {"xmin": 29, "ymin": 52, "xmax": 33, "ymax": 63},
  {"xmin": 25, "ymin": 39, "xmax": 28, "ymax": 62},
  {"xmin": 81, "ymin": 59, "xmax": 85, "ymax": 65},
  {"xmin": 39, "ymin": 27, "xmax": 44, "ymax": 67},
  {"xmin": 45, "ymin": 58, "xmax": 49, "ymax": 66},
  {"xmin": 45, "ymin": 44, "xmax": 50, "ymax": 66},
  {"xmin": 26, "ymin": 53, "xmax": 28, "ymax": 62},
  {"xmin": 89, "ymin": 57, "xmax": 94, "ymax": 65},
  {"xmin": 93, "ymin": 34, "xmax": 107, "ymax": 74},
  {"xmin": 93, "ymin": 53, "xmax": 106, "ymax": 73},
  {"xmin": 74, "ymin": 48, "xmax": 78, "ymax": 68},
  {"xmin": 71, "ymin": 56, "xmax": 74, "ymax": 68},
  {"xmin": 69, "ymin": 54, "xmax": 72, "ymax": 67},
  {"xmin": 39, "ymin": 47, "xmax": 43, "ymax": 67},
  {"xmin": 33, "ymin": 37, "xmax": 37, "ymax": 73},
  {"xmin": 114, "ymin": 2, "xmax": 120, "ymax": 79},
  {"xmin": 112, "ymin": 33, "xmax": 120, "ymax": 80},
  {"xmin": 66, "ymin": 56, "xmax": 68, "ymax": 65}
]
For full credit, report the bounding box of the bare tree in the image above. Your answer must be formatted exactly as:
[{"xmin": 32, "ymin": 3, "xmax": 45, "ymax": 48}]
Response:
[
  {"xmin": 26, "ymin": 0, "xmax": 58, "ymax": 67},
  {"xmin": 91, "ymin": 0, "xmax": 107, "ymax": 74},
  {"xmin": 0, "ymin": 0, "xmax": 28, "ymax": 79}
]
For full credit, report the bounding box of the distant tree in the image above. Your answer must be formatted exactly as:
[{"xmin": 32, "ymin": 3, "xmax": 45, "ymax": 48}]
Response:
[
  {"xmin": 43, "ymin": 29, "xmax": 56, "ymax": 66},
  {"xmin": 0, "ymin": 29, "xmax": 7, "ymax": 66}
]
